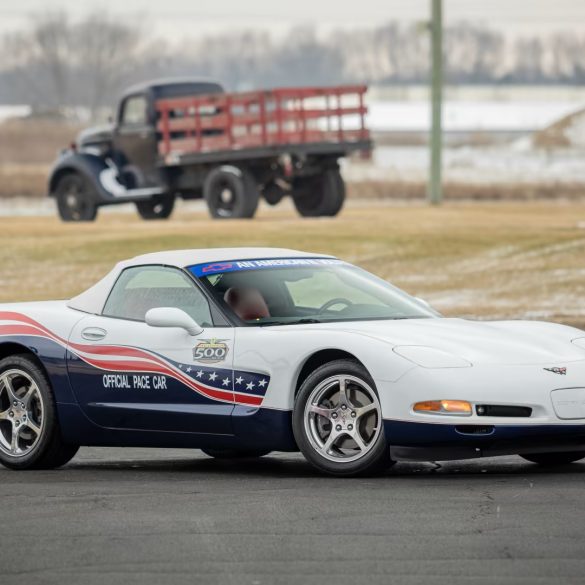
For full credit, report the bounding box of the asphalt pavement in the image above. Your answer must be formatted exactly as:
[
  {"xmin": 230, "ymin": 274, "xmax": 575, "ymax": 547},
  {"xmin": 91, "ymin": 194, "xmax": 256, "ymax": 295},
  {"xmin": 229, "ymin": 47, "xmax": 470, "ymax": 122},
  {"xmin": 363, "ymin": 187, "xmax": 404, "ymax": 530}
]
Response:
[{"xmin": 1, "ymin": 448, "xmax": 584, "ymax": 585}]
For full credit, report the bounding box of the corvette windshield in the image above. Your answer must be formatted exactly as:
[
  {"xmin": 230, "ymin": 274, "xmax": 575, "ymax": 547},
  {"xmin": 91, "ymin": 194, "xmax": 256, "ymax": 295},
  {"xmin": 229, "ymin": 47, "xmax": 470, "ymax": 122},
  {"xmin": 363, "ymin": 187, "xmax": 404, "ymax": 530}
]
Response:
[{"xmin": 191, "ymin": 258, "xmax": 438, "ymax": 325}]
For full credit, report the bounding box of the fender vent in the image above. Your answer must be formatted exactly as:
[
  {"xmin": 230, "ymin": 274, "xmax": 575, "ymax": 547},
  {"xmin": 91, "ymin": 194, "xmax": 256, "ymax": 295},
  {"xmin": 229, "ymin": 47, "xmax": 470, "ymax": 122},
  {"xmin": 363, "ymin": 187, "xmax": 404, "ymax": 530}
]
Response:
[
  {"xmin": 476, "ymin": 405, "xmax": 532, "ymax": 418},
  {"xmin": 455, "ymin": 425, "xmax": 494, "ymax": 435}
]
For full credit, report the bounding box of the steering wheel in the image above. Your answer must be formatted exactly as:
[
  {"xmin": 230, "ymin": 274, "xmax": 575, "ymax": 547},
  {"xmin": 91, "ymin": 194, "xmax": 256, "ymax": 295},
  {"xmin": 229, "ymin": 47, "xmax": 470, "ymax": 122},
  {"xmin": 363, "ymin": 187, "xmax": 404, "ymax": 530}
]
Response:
[{"xmin": 318, "ymin": 297, "xmax": 353, "ymax": 314}]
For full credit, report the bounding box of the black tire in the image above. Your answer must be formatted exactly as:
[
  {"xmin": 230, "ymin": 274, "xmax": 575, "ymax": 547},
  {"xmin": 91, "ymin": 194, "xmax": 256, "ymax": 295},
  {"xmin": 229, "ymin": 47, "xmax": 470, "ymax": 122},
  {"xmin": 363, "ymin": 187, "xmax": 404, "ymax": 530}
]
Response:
[
  {"xmin": 136, "ymin": 195, "xmax": 175, "ymax": 220},
  {"xmin": 54, "ymin": 173, "xmax": 98, "ymax": 222},
  {"xmin": 292, "ymin": 359, "xmax": 393, "ymax": 477},
  {"xmin": 292, "ymin": 168, "xmax": 346, "ymax": 218},
  {"xmin": 202, "ymin": 448, "xmax": 271, "ymax": 459},
  {"xmin": 0, "ymin": 354, "xmax": 79, "ymax": 470},
  {"xmin": 262, "ymin": 181, "xmax": 286, "ymax": 206},
  {"xmin": 203, "ymin": 166, "xmax": 259, "ymax": 219},
  {"xmin": 521, "ymin": 452, "xmax": 585, "ymax": 466}
]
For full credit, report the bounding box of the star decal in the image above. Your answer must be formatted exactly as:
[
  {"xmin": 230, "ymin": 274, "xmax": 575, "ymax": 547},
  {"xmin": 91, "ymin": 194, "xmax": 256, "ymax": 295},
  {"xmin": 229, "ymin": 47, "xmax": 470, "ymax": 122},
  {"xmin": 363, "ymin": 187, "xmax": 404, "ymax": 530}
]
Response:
[
  {"xmin": 222, "ymin": 377, "xmax": 230, "ymax": 387},
  {"xmin": 246, "ymin": 381, "xmax": 255, "ymax": 390},
  {"xmin": 186, "ymin": 367, "xmax": 192, "ymax": 373},
  {"xmin": 209, "ymin": 372, "xmax": 218, "ymax": 382},
  {"xmin": 196, "ymin": 370, "xmax": 204, "ymax": 378},
  {"xmin": 235, "ymin": 376, "xmax": 243, "ymax": 385},
  {"xmin": 258, "ymin": 379, "xmax": 267, "ymax": 388}
]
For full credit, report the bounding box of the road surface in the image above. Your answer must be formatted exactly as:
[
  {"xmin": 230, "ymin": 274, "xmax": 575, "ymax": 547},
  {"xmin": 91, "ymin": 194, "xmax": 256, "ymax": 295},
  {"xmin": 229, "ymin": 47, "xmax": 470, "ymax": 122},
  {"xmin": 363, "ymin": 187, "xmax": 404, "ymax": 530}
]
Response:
[{"xmin": 1, "ymin": 448, "xmax": 584, "ymax": 585}]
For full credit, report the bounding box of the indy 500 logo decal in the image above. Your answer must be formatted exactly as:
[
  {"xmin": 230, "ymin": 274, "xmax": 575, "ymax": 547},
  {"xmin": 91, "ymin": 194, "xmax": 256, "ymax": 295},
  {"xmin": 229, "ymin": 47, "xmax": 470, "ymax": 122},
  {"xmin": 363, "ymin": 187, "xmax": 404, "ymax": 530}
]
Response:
[{"xmin": 193, "ymin": 339, "xmax": 229, "ymax": 363}]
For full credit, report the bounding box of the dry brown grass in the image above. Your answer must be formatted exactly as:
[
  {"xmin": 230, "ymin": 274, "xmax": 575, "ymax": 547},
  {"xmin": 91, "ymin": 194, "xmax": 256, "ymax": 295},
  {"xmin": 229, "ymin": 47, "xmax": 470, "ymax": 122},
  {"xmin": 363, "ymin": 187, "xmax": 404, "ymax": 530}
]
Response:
[
  {"xmin": 0, "ymin": 118, "xmax": 82, "ymax": 199},
  {"xmin": 347, "ymin": 180, "xmax": 585, "ymax": 201},
  {"xmin": 0, "ymin": 118, "xmax": 81, "ymax": 164},
  {"xmin": 1, "ymin": 202, "xmax": 585, "ymax": 329}
]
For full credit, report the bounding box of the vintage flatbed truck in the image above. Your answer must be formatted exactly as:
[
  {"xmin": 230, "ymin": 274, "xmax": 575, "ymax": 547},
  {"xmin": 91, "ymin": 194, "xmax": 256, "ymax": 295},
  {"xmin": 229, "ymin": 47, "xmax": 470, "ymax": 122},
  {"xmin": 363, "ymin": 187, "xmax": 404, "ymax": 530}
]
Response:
[{"xmin": 48, "ymin": 79, "xmax": 371, "ymax": 221}]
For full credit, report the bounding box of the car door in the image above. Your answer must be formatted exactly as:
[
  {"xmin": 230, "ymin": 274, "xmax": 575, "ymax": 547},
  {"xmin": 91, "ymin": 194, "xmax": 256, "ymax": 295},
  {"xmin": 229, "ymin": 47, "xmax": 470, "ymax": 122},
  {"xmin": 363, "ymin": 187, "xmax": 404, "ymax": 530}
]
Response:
[
  {"xmin": 113, "ymin": 92, "xmax": 161, "ymax": 188},
  {"xmin": 66, "ymin": 265, "xmax": 235, "ymax": 434}
]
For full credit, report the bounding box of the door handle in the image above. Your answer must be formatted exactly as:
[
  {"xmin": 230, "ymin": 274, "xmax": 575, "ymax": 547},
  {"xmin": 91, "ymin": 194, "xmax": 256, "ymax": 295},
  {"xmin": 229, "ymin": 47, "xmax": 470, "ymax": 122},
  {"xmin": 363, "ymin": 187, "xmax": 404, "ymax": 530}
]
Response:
[{"xmin": 81, "ymin": 327, "xmax": 107, "ymax": 341}]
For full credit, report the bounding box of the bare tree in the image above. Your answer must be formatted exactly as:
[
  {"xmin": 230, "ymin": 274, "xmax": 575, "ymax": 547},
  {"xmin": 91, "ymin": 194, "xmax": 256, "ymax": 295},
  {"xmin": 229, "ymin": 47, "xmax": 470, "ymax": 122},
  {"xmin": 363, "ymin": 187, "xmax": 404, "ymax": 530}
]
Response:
[{"xmin": 3, "ymin": 12, "xmax": 73, "ymax": 111}]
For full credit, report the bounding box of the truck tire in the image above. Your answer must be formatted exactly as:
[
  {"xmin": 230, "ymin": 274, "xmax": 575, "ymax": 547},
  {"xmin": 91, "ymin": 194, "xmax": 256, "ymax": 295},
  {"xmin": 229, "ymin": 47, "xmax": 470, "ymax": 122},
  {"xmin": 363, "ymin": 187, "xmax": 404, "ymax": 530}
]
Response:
[
  {"xmin": 203, "ymin": 166, "xmax": 259, "ymax": 219},
  {"xmin": 55, "ymin": 173, "xmax": 98, "ymax": 222},
  {"xmin": 136, "ymin": 195, "xmax": 175, "ymax": 220},
  {"xmin": 292, "ymin": 168, "xmax": 345, "ymax": 218}
]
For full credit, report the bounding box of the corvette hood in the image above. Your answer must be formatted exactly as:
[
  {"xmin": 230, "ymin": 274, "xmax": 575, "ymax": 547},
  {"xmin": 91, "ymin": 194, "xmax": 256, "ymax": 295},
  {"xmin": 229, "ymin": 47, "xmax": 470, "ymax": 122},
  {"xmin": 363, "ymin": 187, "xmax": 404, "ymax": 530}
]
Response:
[{"xmin": 304, "ymin": 318, "xmax": 585, "ymax": 366}]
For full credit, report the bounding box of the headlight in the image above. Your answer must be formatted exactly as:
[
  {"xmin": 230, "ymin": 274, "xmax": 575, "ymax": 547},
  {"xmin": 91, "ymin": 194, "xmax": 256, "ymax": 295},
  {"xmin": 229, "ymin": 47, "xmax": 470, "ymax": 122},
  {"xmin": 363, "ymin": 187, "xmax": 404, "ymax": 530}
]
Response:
[{"xmin": 393, "ymin": 345, "xmax": 472, "ymax": 368}]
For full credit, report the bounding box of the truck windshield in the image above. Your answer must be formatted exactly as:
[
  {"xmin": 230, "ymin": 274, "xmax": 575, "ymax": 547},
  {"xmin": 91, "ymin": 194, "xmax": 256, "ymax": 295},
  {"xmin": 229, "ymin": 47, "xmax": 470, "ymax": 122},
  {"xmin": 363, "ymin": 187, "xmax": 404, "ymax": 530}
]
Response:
[{"xmin": 190, "ymin": 258, "xmax": 438, "ymax": 325}]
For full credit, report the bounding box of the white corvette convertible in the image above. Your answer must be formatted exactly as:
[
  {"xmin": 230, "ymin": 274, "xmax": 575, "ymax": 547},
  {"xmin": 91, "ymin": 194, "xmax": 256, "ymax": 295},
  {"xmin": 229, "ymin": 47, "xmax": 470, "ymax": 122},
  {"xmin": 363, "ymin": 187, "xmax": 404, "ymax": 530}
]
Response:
[{"xmin": 1, "ymin": 247, "xmax": 585, "ymax": 476}]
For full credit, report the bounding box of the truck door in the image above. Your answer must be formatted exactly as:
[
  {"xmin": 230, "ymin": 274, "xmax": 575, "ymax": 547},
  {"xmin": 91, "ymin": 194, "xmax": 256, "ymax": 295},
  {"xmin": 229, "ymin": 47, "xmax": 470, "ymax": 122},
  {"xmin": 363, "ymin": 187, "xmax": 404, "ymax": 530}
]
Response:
[{"xmin": 113, "ymin": 92, "xmax": 161, "ymax": 188}]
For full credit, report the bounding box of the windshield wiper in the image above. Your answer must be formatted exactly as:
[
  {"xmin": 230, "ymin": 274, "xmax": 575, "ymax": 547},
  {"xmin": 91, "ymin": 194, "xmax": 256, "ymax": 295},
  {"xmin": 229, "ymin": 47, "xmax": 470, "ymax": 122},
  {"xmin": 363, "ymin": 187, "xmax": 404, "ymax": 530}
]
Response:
[{"xmin": 257, "ymin": 318, "xmax": 322, "ymax": 327}]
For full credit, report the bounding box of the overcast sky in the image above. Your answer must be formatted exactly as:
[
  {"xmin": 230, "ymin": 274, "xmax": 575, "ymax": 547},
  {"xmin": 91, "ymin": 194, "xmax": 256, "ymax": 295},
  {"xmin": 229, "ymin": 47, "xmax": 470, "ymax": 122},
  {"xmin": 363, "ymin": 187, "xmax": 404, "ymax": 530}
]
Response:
[{"xmin": 1, "ymin": 0, "xmax": 585, "ymax": 40}]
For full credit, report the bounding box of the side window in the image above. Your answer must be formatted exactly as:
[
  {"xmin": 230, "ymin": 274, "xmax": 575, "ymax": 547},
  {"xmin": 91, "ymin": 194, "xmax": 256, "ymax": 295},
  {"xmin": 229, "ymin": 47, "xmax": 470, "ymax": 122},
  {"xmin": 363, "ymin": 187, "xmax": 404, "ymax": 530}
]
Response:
[
  {"xmin": 103, "ymin": 266, "xmax": 213, "ymax": 326},
  {"xmin": 121, "ymin": 95, "xmax": 148, "ymax": 126}
]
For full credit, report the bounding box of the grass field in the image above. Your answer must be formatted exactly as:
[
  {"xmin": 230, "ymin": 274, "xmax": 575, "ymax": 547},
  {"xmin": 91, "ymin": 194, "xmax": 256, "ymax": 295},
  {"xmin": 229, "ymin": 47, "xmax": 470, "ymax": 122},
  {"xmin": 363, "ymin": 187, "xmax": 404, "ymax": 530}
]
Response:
[{"xmin": 1, "ymin": 202, "xmax": 585, "ymax": 328}]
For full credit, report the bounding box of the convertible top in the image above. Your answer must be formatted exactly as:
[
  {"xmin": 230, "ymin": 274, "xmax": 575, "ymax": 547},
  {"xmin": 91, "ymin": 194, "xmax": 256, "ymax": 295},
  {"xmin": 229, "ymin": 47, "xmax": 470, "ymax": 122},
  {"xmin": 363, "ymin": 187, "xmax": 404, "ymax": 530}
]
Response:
[{"xmin": 67, "ymin": 248, "xmax": 332, "ymax": 315}]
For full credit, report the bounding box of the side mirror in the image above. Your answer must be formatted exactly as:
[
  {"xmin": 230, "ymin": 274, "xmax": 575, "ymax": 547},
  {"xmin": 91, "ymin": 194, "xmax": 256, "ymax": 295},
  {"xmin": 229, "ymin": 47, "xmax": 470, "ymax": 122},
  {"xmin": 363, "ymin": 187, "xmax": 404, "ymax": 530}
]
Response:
[{"xmin": 145, "ymin": 307, "xmax": 203, "ymax": 336}]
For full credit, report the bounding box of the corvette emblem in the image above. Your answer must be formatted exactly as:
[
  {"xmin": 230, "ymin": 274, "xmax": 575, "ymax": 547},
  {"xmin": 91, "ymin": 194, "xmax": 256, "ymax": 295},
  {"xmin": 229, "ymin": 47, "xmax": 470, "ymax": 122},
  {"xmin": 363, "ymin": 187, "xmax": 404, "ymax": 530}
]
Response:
[{"xmin": 544, "ymin": 367, "xmax": 567, "ymax": 375}]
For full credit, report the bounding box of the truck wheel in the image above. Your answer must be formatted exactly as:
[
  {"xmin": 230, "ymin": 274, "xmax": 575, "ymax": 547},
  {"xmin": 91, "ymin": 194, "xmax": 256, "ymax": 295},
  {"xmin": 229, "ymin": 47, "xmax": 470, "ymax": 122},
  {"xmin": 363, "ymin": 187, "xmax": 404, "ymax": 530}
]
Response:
[
  {"xmin": 292, "ymin": 168, "xmax": 346, "ymax": 218},
  {"xmin": 136, "ymin": 195, "xmax": 175, "ymax": 220},
  {"xmin": 55, "ymin": 173, "xmax": 98, "ymax": 222},
  {"xmin": 203, "ymin": 166, "xmax": 259, "ymax": 219}
]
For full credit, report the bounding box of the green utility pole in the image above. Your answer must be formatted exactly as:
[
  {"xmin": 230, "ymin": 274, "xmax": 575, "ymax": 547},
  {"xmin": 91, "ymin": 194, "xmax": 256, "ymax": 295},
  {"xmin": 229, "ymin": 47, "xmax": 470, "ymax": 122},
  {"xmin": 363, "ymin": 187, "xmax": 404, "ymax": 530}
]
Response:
[{"xmin": 428, "ymin": 0, "xmax": 443, "ymax": 205}]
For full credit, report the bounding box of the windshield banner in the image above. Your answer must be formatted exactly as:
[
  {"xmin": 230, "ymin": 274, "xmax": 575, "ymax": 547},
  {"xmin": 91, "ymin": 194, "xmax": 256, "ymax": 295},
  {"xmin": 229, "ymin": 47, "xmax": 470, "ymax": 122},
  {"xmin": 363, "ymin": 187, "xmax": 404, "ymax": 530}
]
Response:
[{"xmin": 190, "ymin": 257, "xmax": 345, "ymax": 277}]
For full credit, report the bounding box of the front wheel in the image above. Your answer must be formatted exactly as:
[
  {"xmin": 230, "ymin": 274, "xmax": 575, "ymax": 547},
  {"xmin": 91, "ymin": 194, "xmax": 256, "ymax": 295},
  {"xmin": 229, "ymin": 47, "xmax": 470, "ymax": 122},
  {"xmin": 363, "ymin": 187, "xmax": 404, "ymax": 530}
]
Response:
[
  {"xmin": 54, "ymin": 173, "xmax": 98, "ymax": 222},
  {"xmin": 292, "ymin": 168, "xmax": 346, "ymax": 217},
  {"xmin": 293, "ymin": 359, "xmax": 392, "ymax": 476},
  {"xmin": 0, "ymin": 355, "xmax": 79, "ymax": 470},
  {"xmin": 520, "ymin": 452, "xmax": 585, "ymax": 466},
  {"xmin": 203, "ymin": 166, "xmax": 260, "ymax": 219},
  {"xmin": 136, "ymin": 195, "xmax": 175, "ymax": 220}
]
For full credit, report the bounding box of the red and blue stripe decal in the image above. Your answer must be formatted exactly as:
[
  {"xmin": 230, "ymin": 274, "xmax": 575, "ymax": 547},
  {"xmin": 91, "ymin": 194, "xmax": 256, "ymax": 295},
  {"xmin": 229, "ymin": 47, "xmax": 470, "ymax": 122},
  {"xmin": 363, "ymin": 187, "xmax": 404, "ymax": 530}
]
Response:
[{"xmin": 0, "ymin": 311, "xmax": 268, "ymax": 407}]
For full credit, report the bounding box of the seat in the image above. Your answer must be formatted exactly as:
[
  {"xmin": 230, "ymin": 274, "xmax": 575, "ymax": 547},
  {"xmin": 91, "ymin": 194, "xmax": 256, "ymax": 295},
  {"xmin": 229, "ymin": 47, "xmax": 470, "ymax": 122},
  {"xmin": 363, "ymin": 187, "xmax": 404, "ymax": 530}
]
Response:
[{"xmin": 224, "ymin": 287, "xmax": 271, "ymax": 321}]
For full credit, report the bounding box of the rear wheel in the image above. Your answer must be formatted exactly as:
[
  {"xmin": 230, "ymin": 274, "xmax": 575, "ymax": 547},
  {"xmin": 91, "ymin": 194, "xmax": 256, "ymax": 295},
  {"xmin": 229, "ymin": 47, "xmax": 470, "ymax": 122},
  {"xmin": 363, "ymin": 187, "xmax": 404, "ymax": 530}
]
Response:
[
  {"xmin": 0, "ymin": 355, "xmax": 79, "ymax": 470},
  {"xmin": 203, "ymin": 166, "xmax": 259, "ymax": 219},
  {"xmin": 520, "ymin": 452, "xmax": 585, "ymax": 466},
  {"xmin": 292, "ymin": 168, "xmax": 345, "ymax": 217},
  {"xmin": 136, "ymin": 195, "xmax": 175, "ymax": 220},
  {"xmin": 293, "ymin": 359, "xmax": 392, "ymax": 476},
  {"xmin": 202, "ymin": 448, "xmax": 271, "ymax": 459},
  {"xmin": 55, "ymin": 173, "xmax": 98, "ymax": 222}
]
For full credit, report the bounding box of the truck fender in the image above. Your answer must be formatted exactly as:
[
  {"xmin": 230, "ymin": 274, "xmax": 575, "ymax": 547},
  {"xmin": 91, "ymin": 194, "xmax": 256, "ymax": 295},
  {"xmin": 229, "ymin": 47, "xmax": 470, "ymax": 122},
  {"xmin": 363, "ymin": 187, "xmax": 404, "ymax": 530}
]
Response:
[
  {"xmin": 48, "ymin": 152, "xmax": 117, "ymax": 203},
  {"xmin": 48, "ymin": 152, "xmax": 163, "ymax": 203}
]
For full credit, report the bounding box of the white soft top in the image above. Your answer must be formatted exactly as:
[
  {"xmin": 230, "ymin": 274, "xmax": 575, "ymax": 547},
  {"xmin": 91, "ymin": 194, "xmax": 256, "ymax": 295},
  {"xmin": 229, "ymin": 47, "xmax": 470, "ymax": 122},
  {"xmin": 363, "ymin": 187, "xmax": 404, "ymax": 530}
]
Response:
[{"xmin": 68, "ymin": 247, "xmax": 331, "ymax": 314}]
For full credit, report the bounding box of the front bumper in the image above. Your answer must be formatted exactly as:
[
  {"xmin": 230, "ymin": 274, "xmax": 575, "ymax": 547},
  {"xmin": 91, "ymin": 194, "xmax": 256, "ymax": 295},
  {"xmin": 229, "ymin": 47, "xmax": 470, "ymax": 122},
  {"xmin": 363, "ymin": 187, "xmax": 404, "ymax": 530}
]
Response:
[
  {"xmin": 377, "ymin": 359, "xmax": 585, "ymax": 461},
  {"xmin": 385, "ymin": 420, "xmax": 585, "ymax": 461}
]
